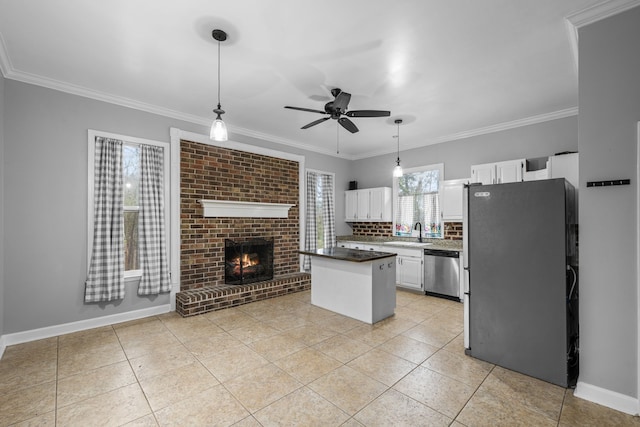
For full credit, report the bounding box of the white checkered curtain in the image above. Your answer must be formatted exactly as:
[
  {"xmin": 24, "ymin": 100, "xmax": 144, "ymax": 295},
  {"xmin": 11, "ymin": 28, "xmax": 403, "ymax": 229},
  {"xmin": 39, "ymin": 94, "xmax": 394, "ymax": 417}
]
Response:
[
  {"xmin": 85, "ymin": 137, "xmax": 125, "ymax": 302},
  {"xmin": 137, "ymin": 144, "xmax": 171, "ymax": 295},
  {"xmin": 321, "ymin": 173, "xmax": 336, "ymax": 248},
  {"xmin": 303, "ymin": 171, "xmax": 317, "ymax": 271}
]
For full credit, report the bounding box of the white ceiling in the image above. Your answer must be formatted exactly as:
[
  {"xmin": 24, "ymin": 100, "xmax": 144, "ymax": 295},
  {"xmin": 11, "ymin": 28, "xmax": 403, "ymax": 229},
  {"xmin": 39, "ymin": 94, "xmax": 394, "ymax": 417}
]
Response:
[{"xmin": 0, "ymin": 0, "xmax": 617, "ymax": 159}]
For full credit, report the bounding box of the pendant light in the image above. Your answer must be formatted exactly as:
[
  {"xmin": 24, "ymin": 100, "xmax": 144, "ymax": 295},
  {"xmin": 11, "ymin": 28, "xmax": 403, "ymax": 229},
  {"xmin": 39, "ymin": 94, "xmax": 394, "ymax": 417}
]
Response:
[
  {"xmin": 210, "ymin": 29, "xmax": 228, "ymax": 141},
  {"xmin": 393, "ymin": 119, "xmax": 403, "ymax": 177}
]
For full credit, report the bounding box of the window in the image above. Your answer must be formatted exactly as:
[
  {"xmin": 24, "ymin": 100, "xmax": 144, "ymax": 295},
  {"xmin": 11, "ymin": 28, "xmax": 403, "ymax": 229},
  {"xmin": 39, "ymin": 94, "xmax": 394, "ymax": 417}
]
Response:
[
  {"xmin": 303, "ymin": 170, "xmax": 335, "ymax": 271},
  {"xmin": 313, "ymin": 174, "xmax": 331, "ymax": 249},
  {"xmin": 87, "ymin": 130, "xmax": 170, "ymax": 281},
  {"xmin": 123, "ymin": 144, "xmax": 141, "ymax": 276},
  {"xmin": 393, "ymin": 163, "xmax": 444, "ymax": 239}
]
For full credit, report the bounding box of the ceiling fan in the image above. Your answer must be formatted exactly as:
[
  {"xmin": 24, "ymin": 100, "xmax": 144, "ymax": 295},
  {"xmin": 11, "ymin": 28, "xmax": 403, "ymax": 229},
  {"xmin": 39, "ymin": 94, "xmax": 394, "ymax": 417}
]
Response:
[{"xmin": 284, "ymin": 88, "xmax": 390, "ymax": 133}]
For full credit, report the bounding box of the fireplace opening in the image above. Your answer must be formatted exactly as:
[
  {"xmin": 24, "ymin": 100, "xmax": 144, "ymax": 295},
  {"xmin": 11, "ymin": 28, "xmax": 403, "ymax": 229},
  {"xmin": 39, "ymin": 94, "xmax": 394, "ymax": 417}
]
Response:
[{"xmin": 225, "ymin": 238, "xmax": 274, "ymax": 285}]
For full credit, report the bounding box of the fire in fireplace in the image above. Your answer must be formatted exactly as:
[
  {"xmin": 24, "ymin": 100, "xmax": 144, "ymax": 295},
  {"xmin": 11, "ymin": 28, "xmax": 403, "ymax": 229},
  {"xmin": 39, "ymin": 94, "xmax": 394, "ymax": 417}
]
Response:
[{"xmin": 225, "ymin": 238, "xmax": 274, "ymax": 285}]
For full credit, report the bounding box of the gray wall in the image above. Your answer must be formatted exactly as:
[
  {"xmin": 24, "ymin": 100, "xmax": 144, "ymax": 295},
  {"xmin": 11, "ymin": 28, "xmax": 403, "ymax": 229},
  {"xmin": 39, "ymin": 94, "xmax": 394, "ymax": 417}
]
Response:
[
  {"xmin": 578, "ymin": 6, "xmax": 640, "ymax": 398},
  {"xmin": 351, "ymin": 116, "xmax": 578, "ymax": 188},
  {"xmin": 0, "ymin": 72, "xmax": 5, "ymax": 337},
  {"xmin": 2, "ymin": 79, "xmax": 350, "ymax": 335}
]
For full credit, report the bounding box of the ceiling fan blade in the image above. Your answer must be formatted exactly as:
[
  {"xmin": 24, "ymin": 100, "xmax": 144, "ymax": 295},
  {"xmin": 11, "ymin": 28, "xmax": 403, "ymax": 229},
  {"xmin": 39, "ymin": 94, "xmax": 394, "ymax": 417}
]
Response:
[
  {"xmin": 345, "ymin": 110, "xmax": 391, "ymax": 117},
  {"xmin": 284, "ymin": 106, "xmax": 327, "ymax": 114},
  {"xmin": 338, "ymin": 117, "xmax": 359, "ymax": 133},
  {"xmin": 333, "ymin": 92, "xmax": 351, "ymax": 113},
  {"xmin": 301, "ymin": 117, "xmax": 330, "ymax": 129}
]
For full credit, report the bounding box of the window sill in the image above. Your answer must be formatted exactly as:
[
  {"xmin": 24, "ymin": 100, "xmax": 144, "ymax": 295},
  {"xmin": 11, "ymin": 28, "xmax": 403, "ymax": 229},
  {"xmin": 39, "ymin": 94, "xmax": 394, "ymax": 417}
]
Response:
[{"xmin": 124, "ymin": 272, "xmax": 142, "ymax": 283}]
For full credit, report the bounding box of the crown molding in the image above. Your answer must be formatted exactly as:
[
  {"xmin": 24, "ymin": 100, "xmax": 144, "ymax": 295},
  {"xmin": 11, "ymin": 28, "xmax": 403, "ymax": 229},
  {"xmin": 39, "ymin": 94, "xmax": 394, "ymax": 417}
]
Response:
[
  {"xmin": 565, "ymin": 0, "xmax": 640, "ymax": 73},
  {"xmin": 0, "ymin": 34, "xmax": 354, "ymax": 161},
  {"xmin": 8, "ymin": 2, "xmax": 632, "ymax": 163},
  {"xmin": 0, "ymin": 32, "xmax": 12, "ymax": 78},
  {"xmin": 567, "ymin": 0, "xmax": 640, "ymax": 29},
  {"xmin": 351, "ymin": 107, "xmax": 579, "ymax": 160}
]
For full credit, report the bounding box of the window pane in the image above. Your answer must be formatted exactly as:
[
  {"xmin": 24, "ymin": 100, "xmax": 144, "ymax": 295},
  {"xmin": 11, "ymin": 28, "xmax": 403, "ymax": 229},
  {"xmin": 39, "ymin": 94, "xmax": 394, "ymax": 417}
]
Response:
[
  {"xmin": 123, "ymin": 144, "xmax": 140, "ymax": 207},
  {"xmin": 316, "ymin": 178, "xmax": 325, "ymax": 248},
  {"xmin": 124, "ymin": 211, "xmax": 139, "ymax": 271},
  {"xmin": 395, "ymin": 167, "xmax": 442, "ymax": 238}
]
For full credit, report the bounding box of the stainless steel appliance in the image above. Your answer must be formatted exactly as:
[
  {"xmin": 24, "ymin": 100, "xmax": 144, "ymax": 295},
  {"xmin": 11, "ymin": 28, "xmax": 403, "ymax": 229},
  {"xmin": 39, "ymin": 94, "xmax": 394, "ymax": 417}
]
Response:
[
  {"xmin": 423, "ymin": 249, "xmax": 460, "ymax": 300},
  {"xmin": 463, "ymin": 179, "xmax": 579, "ymax": 387}
]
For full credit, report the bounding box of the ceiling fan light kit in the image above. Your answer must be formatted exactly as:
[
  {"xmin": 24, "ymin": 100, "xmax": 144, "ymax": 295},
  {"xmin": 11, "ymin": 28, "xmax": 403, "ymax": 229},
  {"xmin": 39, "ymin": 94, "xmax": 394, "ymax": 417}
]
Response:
[
  {"xmin": 210, "ymin": 29, "xmax": 228, "ymax": 142},
  {"xmin": 284, "ymin": 88, "xmax": 390, "ymax": 134},
  {"xmin": 393, "ymin": 119, "xmax": 403, "ymax": 177}
]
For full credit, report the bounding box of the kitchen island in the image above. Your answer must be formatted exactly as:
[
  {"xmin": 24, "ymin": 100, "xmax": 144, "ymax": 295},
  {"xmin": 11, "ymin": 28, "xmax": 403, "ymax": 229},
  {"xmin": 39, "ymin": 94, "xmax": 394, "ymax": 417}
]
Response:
[{"xmin": 300, "ymin": 247, "xmax": 397, "ymax": 324}]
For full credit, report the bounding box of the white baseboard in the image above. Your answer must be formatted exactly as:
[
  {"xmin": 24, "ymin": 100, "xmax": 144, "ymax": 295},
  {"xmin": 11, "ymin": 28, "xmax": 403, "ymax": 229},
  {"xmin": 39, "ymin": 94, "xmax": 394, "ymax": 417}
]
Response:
[
  {"xmin": 0, "ymin": 304, "xmax": 172, "ymax": 358},
  {"xmin": 574, "ymin": 381, "xmax": 639, "ymax": 415}
]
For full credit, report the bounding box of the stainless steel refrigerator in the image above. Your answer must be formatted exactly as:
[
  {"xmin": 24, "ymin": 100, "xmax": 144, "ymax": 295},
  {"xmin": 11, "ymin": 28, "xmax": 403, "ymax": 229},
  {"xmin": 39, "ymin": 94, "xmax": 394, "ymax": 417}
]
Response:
[{"xmin": 463, "ymin": 179, "xmax": 579, "ymax": 387}]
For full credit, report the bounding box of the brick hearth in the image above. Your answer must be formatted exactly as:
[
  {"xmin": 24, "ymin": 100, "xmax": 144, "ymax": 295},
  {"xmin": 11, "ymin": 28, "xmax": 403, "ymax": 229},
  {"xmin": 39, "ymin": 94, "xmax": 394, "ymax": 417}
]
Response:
[{"xmin": 175, "ymin": 272, "xmax": 310, "ymax": 317}]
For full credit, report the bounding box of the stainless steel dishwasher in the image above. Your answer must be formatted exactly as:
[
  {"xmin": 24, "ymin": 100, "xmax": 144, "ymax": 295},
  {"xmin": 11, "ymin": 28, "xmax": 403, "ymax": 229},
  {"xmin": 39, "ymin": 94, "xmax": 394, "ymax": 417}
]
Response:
[{"xmin": 423, "ymin": 249, "xmax": 461, "ymax": 300}]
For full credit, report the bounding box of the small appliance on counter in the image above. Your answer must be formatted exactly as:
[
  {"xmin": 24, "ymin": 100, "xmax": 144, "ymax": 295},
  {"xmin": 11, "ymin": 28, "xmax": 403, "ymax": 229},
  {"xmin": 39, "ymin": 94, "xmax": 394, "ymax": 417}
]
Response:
[{"xmin": 463, "ymin": 178, "xmax": 579, "ymax": 387}]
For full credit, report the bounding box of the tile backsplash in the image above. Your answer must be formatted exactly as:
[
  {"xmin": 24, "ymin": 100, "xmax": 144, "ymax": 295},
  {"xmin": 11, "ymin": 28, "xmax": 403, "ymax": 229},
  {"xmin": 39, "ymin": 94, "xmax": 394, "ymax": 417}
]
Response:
[{"xmin": 350, "ymin": 221, "xmax": 463, "ymax": 241}]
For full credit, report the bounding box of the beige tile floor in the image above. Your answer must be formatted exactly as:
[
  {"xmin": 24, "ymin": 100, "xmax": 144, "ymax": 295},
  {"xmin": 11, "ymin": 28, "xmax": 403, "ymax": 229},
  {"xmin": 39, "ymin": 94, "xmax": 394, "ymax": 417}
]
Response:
[{"xmin": 2, "ymin": 289, "xmax": 640, "ymax": 426}]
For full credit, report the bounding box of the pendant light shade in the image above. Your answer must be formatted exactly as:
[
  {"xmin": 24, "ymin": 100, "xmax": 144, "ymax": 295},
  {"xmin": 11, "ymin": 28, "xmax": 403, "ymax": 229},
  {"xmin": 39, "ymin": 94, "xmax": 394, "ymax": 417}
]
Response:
[
  {"xmin": 210, "ymin": 29, "xmax": 228, "ymax": 141},
  {"xmin": 210, "ymin": 108, "xmax": 227, "ymax": 141},
  {"xmin": 393, "ymin": 163, "xmax": 403, "ymax": 177},
  {"xmin": 393, "ymin": 119, "xmax": 403, "ymax": 177}
]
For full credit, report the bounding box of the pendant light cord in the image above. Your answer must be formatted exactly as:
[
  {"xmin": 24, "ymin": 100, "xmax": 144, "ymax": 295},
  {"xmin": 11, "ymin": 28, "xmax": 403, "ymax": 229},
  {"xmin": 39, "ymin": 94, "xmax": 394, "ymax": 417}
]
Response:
[
  {"xmin": 396, "ymin": 122, "xmax": 400, "ymax": 164},
  {"xmin": 217, "ymin": 38, "xmax": 221, "ymax": 107}
]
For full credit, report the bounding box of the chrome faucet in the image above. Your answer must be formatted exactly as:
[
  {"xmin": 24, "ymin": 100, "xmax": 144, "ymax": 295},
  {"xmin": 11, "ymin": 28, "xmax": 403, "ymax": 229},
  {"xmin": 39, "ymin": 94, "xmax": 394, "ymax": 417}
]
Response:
[{"xmin": 414, "ymin": 222, "xmax": 423, "ymax": 243}]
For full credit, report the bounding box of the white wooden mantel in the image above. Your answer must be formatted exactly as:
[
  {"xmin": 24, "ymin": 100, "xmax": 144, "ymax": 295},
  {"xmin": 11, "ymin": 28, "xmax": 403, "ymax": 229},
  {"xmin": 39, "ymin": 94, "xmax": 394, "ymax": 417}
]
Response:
[{"xmin": 199, "ymin": 199, "xmax": 294, "ymax": 218}]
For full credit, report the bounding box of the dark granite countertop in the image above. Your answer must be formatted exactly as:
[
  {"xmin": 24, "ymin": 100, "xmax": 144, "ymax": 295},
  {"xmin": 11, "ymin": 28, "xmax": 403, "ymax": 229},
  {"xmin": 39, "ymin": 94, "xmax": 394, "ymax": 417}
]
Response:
[{"xmin": 300, "ymin": 247, "xmax": 397, "ymax": 262}]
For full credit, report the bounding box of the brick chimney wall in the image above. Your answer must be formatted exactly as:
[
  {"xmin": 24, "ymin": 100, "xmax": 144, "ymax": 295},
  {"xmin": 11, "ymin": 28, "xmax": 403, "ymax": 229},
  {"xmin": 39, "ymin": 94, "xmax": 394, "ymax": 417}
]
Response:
[{"xmin": 180, "ymin": 139, "xmax": 300, "ymax": 291}]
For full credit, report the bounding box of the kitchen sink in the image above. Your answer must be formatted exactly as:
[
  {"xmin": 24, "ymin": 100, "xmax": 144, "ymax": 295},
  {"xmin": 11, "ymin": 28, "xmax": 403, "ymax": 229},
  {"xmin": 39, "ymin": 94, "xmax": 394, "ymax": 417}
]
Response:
[{"xmin": 383, "ymin": 241, "xmax": 433, "ymax": 247}]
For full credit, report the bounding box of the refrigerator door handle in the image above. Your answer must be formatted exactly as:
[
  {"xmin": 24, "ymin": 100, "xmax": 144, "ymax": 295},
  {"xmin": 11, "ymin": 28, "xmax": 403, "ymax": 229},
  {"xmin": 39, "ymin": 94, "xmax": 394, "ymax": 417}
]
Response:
[
  {"xmin": 463, "ymin": 292, "xmax": 470, "ymax": 349},
  {"xmin": 462, "ymin": 185, "xmax": 469, "ymax": 269}
]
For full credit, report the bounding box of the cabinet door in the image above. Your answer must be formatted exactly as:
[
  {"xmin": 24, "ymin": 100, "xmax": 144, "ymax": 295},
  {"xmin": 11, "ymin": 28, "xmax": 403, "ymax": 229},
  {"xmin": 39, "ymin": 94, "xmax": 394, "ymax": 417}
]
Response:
[
  {"xmin": 369, "ymin": 188, "xmax": 384, "ymax": 220},
  {"xmin": 495, "ymin": 159, "xmax": 524, "ymax": 183},
  {"xmin": 471, "ymin": 163, "xmax": 495, "ymax": 185},
  {"xmin": 441, "ymin": 179, "xmax": 468, "ymax": 221},
  {"xmin": 368, "ymin": 188, "xmax": 392, "ymax": 221},
  {"xmin": 356, "ymin": 190, "xmax": 370, "ymax": 220},
  {"xmin": 398, "ymin": 255, "xmax": 423, "ymax": 291},
  {"xmin": 344, "ymin": 191, "xmax": 358, "ymax": 221}
]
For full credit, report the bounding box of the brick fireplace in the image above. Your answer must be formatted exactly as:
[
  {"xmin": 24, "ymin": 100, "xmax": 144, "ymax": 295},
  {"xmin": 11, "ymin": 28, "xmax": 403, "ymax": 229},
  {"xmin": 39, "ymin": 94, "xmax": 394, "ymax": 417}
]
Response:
[{"xmin": 176, "ymin": 139, "xmax": 310, "ymax": 316}]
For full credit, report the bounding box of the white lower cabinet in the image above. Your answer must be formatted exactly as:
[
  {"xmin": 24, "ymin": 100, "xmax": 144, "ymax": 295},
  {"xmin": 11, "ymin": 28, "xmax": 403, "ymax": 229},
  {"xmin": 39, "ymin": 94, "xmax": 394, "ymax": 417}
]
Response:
[
  {"xmin": 336, "ymin": 242, "xmax": 424, "ymax": 291},
  {"xmin": 397, "ymin": 255, "xmax": 423, "ymax": 291}
]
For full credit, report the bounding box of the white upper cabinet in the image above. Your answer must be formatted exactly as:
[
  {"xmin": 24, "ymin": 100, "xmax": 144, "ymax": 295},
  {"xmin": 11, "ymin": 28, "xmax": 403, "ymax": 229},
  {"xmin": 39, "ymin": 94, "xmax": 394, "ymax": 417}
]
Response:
[
  {"xmin": 368, "ymin": 187, "xmax": 392, "ymax": 221},
  {"xmin": 441, "ymin": 178, "xmax": 469, "ymax": 221},
  {"xmin": 471, "ymin": 159, "xmax": 524, "ymax": 185},
  {"xmin": 345, "ymin": 191, "xmax": 358, "ymax": 221},
  {"xmin": 495, "ymin": 159, "xmax": 524, "ymax": 184},
  {"xmin": 344, "ymin": 187, "xmax": 392, "ymax": 222},
  {"xmin": 356, "ymin": 190, "xmax": 370, "ymax": 220},
  {"xmin": 470, "ymin": 162, "xmax": 496, "ymax": 185}
]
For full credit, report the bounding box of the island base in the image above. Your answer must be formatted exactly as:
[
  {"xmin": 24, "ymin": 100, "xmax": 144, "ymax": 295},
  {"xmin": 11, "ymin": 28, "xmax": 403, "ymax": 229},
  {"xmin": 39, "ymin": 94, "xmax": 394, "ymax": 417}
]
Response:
[{"xmin": 310, "ymin": 255, "xmax": 396, "ymax": 324}]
